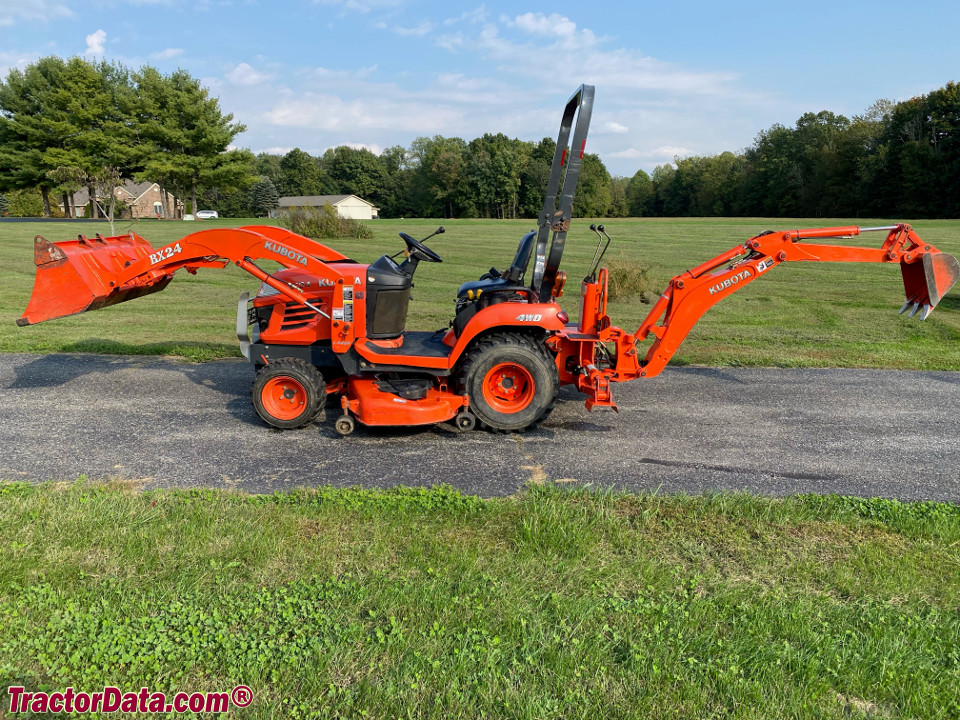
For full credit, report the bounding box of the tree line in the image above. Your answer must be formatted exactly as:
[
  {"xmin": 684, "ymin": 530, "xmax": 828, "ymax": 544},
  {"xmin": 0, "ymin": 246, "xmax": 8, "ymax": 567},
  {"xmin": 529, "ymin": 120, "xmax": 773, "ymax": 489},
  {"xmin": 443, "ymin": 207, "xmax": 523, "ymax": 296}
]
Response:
[
  {"xmin": 2, "ymin": 56, "xmax": 957, "ymax": 220},
  {"xmin": 626, "ymin": 82, "xmax": 960, "ymax": 219},
  {"xmin": 231, "ymin": 135, "xmax": 616, "ymax": 221},
  {"xmin": 195, "ymin": 80, "xmax": 960, "ymax": 221},
  {"xmin": 0, "ymin": 56, "xmax": 616, "ymax": 221},
  {"xmin": 0, "ymin": 56, "xmax": 248, "ymax": 222}
]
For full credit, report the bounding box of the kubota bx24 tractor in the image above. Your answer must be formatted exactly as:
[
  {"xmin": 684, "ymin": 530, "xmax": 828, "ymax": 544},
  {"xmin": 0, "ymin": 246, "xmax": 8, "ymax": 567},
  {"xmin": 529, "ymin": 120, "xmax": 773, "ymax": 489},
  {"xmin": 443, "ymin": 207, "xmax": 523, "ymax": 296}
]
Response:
[{"xmin": 18, "ymin": 86, "xmax": 960, "ymax": 434}]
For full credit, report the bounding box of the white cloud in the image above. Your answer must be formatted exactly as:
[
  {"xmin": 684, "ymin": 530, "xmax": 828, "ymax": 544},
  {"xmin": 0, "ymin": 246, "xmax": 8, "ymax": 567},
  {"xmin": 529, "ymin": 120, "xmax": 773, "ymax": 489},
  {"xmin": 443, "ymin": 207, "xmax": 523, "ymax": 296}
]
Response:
[
  {"xmin": 443, "ymin": 6, "xmax": 487, "ymax": 26},
  {"xmin": 459, "ymin": 14, "xmax": 735, "ymax": 96},
  {"xmin": 85, "ymin": 29, "xmax": 106, "ymax": 56},
  {"xmin": 265, "ymin": 93, "xmax": 460, "ymax": 133},
  {"xmin": 312, "ymin": 65, "xmax": 378, "ymax": 82},
  {"xmin": 151, "ymin": 48, "xmax": 184, "ymax": 60},
  {"xmin": 313, "ymin": 0, "xmax": 403, "ymax": 13},
  {"xmin": 200, "ymin": 76, "xmax": 224, "ymax": 91},
  {"xmin": 333, "ymin": 142, "xmax": 384, "ymax": 154},
  {"xmin": 227, "ymin": 62, "xmax": 273, "ymax": 86},
  {"xmin": 0, "ymin": 0, "xmax": 72, "ymax": 26},
  {"xmin": 435, "ymin": 33, "xmax": 464, "ymax": 52},
  {"xmin": 201, "ymin": 12, "xmax": 773, "ymax": 176},
  {"xmin": 609, "ymin": 145, "xmax": 692, "ymax": 160},
  {"xmin": 0, "ymin": 50, "xmax": 41, "ymax": 77},
  {"xmin": 391, "ymin": 21, "xmax": 432, "ymax": 36},
  {"xmin": 603, "ymin": 121, "xmax": 629, "ymax": 134},
  {"xmin": 508, "ymin": 12, "xmax": 577, "ymax": 37}
]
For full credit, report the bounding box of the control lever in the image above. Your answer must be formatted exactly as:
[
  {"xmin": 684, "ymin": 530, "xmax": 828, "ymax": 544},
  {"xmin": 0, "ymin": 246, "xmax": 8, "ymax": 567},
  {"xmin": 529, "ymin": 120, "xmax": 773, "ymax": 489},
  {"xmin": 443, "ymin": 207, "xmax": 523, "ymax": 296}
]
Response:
[{"xmin": 587, "ymin": 223, "xmax": 612, "ymax": 281}]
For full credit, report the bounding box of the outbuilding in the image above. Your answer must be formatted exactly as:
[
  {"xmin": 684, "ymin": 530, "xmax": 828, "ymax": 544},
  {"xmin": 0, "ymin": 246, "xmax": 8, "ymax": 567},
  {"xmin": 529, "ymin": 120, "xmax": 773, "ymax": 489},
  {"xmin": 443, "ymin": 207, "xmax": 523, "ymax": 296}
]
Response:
[{"xmin": 278, "ymin": 194, "xmax": 379, "ymax": 220}]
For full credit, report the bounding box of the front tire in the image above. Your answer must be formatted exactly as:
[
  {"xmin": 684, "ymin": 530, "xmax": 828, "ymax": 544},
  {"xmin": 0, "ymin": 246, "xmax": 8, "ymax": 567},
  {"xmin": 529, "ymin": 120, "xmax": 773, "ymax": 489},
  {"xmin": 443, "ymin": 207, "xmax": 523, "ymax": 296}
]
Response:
[
  {"xmin": 458, "ymin": 333, "xmax": 558, "ymax": 432},
  {"xmin": 252, "ymin": 358, "xmax": 326, "ymax": 429}
]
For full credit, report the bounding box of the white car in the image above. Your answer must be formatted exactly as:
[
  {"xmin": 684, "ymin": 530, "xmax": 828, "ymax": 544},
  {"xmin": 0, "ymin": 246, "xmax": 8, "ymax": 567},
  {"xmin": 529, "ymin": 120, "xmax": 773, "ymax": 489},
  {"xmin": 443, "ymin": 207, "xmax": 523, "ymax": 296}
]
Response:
[{"xmin": 195, "ymin": 210, "xmax": 219, "ymax": 220}]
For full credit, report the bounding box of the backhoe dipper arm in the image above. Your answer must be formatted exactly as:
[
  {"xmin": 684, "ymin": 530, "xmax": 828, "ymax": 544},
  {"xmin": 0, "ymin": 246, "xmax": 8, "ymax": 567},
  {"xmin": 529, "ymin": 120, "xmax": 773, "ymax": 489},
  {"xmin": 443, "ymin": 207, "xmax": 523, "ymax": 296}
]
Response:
[
  {"xmin": 18, "ymin": 227, "xmax": 354, "ymax": 344},
  {"xmin": 633, "ymin": 224, "xmax": 959, "ymax": 378}
]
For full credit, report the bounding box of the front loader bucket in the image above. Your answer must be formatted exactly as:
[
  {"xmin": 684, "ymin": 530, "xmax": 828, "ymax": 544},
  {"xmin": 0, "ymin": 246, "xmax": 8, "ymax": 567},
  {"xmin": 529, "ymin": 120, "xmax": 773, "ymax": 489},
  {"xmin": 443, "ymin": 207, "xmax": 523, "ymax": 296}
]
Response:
[
  {"xmin": 17, "ymin": 233, "xmax": 170, "ymax": 326},
  {"xmin": 899, "ymin": 251, "xmax": 960, "ymax": 320}
]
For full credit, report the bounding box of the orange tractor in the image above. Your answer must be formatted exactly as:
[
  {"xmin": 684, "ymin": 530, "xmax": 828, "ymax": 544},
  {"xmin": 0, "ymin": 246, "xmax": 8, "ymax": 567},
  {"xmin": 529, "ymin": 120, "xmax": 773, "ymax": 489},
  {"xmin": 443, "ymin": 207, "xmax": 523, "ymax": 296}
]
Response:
[{"xmin": 18, "ymin": 86, "xmax": 960, "ymax": 435}]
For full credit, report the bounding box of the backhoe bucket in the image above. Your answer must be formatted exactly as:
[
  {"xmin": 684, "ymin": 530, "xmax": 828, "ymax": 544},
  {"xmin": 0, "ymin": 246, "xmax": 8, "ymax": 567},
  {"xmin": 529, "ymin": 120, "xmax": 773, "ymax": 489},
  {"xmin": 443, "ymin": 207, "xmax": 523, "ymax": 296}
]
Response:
[
  {"xmin": 17, "ymin": 233, "xmax": 170, "ymax": 326},
  {"xmin": 899, "ymin": 251, "xmax": 960, "ymax": 320}
]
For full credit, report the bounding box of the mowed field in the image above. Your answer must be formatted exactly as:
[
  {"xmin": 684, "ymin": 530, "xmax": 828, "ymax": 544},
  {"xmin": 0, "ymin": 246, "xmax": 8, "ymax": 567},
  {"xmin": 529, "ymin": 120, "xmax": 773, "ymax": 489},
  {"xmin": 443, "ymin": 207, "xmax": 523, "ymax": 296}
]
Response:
[{"xmin": 2, "ymin": 216, "xmax": 959, "ymax": 368}]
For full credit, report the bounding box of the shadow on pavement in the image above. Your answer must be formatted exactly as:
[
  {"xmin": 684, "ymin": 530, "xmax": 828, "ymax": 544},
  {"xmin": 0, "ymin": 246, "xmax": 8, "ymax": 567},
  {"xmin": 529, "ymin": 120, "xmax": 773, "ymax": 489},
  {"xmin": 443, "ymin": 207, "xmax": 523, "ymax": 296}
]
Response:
[{"xmin": 9, "ymin": 353, "xmax": 250, "ymax": 399}]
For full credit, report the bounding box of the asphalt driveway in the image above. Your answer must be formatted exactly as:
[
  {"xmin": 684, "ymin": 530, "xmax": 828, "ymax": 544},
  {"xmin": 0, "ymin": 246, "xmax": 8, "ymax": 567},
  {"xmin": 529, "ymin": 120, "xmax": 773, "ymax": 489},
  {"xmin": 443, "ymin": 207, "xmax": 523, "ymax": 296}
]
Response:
[{"xmin": 2, "ymin": 353, "xmax": 957, "ymax": 500}]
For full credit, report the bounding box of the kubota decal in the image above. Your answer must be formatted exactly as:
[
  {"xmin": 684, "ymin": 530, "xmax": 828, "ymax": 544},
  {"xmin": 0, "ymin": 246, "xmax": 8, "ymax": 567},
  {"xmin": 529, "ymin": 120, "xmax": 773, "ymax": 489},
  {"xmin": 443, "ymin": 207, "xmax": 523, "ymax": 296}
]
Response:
[
  {"xmin": 708, "ymin": 269, "xmax": 752, "ymax": 295},
  {"xmin": 264, "ymin": 241, "xmax": 308, "ymax": 266},
  {"xmin": 149, "ymin": 243, "xmax": 182, "ymax": 265}
]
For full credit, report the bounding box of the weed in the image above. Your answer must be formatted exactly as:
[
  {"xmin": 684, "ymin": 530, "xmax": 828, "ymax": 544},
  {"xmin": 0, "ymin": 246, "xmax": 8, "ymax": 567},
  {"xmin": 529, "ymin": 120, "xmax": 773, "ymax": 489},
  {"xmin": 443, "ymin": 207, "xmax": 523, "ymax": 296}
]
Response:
[
  {"xmin": 605, "ymin": 253, "xmax": 656, "ymax": 300},
  {"xmin": 281, "ymin": 204, "xmax": 373, "ymax": 240}
]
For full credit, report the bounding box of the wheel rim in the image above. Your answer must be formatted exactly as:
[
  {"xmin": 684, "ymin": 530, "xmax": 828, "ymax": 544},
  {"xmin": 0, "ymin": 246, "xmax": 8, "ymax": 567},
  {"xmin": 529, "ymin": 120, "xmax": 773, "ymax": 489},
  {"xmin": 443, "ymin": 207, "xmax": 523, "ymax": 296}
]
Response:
[
  {"xmin": 261, "ymin": 376, "xmax": 308, "ymax": 420},
  {"xmin": 483, "ymin": 362, "xmax": 535, "ymax": 413}
]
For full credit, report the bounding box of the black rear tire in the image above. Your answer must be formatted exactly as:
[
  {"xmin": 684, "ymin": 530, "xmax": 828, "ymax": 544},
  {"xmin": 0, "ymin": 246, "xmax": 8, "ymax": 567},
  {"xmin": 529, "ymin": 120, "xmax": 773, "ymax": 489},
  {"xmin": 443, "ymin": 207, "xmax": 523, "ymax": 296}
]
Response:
[
  {"xmin": 251, "ymin": 358, "xmax": 326, "ymax": 429},
  {"xmin": 458, "ymin": 333, "xmax": 558, "ymax": 432}
]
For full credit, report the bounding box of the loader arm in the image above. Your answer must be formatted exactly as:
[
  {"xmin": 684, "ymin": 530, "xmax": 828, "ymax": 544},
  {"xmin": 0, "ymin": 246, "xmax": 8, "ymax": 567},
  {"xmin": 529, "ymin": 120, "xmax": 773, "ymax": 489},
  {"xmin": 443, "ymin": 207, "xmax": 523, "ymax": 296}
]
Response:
[
  {"xmin": 18, "ymin": 226, "xmax": 354, "ymax": 335},
  {"xmin": 634, "ymin": 224, "xmax": 959, "ymax": 377}
]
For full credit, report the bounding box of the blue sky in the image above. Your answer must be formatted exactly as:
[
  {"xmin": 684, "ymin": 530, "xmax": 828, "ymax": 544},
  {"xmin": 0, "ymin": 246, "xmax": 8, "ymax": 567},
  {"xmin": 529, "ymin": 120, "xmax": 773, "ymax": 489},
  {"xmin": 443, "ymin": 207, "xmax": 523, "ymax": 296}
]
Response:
[{"xmin": 1, "ymin": 0, "xmax": 958, "ymax": 177}]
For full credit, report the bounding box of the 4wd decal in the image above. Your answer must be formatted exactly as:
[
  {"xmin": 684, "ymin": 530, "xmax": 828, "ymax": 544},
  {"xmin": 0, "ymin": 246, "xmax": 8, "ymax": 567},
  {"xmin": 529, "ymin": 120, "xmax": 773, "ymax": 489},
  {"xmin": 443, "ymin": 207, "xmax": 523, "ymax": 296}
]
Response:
[
  {"xmin": 149, "ymin": 243, "xmax": 182, "ymax": 265},
  {"xmin": 708, "ymin": 268, "xmax": 752, "ymax": 295},
  {"xmin": 264, "ymin": 241, "xmax": 308, "ymax": 266},
  {"xmin": 516, "ymin": 313, "xmax": 543, "ymax": 322}
]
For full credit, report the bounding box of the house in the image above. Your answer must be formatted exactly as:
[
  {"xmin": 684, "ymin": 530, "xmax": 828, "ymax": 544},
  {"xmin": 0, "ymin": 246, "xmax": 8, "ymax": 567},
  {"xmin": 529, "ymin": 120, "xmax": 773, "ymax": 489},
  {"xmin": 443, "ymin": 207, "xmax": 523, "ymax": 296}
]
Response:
[
  {"xmin": 61, "ymin": 181, "xmax": 184, "ymax": 219},
  {"xmin": 278, "ymin": 194, "xmax": 379, "ymax": 221}
]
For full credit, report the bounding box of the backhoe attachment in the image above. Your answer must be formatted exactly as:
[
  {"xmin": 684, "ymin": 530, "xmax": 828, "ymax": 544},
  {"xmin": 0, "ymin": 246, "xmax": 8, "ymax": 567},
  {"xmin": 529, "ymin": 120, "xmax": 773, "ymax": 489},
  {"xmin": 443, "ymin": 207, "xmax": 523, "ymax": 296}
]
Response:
[
  {"xmin": 555, "ymin": 223, "xmax": 958, "ymax": 411},
  {"xmin": 635, "ymin": 224, "xmax": 958, "ymax": 377}
]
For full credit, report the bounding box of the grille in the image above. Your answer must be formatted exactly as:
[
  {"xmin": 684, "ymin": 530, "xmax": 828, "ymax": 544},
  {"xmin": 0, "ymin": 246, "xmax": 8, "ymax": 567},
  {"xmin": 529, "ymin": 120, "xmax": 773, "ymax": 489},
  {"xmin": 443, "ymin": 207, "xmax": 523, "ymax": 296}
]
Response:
[{"xmin": 280, "ymin": 302, "xmax": 317, "ymax": 331}]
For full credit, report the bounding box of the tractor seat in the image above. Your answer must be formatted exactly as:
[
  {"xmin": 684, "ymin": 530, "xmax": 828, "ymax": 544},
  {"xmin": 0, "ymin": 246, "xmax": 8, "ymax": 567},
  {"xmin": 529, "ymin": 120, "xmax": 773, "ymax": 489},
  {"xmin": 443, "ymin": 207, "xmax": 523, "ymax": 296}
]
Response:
[
  {"xmin": 455, "ymin": 229, "xmax": 536, "ymax": 301},
  {"xmin": 453, "ymin": 230, "xmax": 537, "ymax": 337}
]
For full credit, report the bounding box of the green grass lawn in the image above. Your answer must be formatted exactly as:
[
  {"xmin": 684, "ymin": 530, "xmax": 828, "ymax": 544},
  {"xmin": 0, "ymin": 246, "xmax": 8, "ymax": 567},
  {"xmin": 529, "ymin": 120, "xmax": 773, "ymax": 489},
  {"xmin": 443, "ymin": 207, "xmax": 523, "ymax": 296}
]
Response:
[
  {"xmin": 1, "ymin": 481, "xmax": 958, "ymax": 719},
  {"xmin": 3, "ymin": 216, "xmax": 959, "ymax": 368}
]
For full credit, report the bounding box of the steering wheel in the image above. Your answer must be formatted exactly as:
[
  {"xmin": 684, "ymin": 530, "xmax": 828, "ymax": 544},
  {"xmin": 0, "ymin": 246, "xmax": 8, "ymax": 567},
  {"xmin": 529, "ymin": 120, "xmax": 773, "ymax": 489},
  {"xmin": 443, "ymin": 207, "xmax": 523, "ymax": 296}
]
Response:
[{"xmin": 399, "ymin": 232, "xmax": 443, "ymax": 263}]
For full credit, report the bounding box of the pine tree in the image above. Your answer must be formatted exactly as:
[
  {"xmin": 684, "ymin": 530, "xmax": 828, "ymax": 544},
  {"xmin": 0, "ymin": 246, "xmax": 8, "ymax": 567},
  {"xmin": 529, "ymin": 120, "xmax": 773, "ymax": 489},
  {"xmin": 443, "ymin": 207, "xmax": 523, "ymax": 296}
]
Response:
[
  {"xmin": 135, "ymin": 67, "xmax": 250, "ymax": 215},
  {"xmin": 249, "ymin": 177, "xmax": 280, "ymax": 216}
]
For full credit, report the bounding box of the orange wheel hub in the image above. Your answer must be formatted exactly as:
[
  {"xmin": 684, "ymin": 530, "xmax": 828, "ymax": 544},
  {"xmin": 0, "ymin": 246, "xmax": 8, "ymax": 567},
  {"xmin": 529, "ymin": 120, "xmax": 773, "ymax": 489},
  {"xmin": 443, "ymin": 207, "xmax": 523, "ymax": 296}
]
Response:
[
  {"xmin": 483, "ymin": 362, "xmax": 535, "ymax": 413},
  {"xmin": 261, "ymin": 376, "xmax": 307, "ymax": 420}
]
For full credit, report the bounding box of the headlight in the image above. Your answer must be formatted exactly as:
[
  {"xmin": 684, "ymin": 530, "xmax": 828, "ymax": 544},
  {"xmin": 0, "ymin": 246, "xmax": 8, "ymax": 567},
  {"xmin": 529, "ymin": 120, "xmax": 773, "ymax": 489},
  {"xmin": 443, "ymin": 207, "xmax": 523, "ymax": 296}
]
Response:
[{"xmin": 256, "ymin": 282, "xmax": 281, "ymax": 298}]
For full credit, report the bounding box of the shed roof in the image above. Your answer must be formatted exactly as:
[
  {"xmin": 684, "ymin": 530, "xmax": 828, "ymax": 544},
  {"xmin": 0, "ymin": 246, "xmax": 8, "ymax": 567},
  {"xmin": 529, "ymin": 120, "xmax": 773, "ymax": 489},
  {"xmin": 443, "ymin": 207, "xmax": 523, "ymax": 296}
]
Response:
[{"xmin": 278, "ymin": 194, "xmax": 376, "ymax": 208}]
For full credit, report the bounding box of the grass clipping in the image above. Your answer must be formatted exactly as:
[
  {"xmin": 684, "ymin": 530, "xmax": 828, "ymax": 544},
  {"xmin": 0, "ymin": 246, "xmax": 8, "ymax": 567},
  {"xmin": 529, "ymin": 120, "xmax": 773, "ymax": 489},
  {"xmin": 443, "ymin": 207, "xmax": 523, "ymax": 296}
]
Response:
[{"xmin": 281, "ymin": 203, "xmax": 373, "ymax": 240}]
